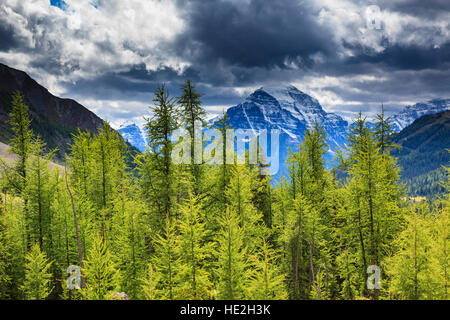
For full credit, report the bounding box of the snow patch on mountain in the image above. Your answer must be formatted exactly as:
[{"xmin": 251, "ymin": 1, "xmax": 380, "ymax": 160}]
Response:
[
  {"xmin": 118, "ymin": 122, "xmax": 147, "ymax": 152},
  {"xmin": 392, "ymin": 99, "xmax": 450, "ymax": 131},
  {"xmin": 221, "ymin": 85, "xmax": 349, "ymax": 176}
]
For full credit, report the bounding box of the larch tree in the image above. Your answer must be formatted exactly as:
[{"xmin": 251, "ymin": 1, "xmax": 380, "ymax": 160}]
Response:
[
  {"xmin": 83, "ymin": 236, "xmax": 120, "ymax": 300},
  {"xmin": 110, "ymin": 191, "xmax": 147, "ymax": 300},
  {"xmin": 0, "ymin": 189, "xmax": 13, "ymax": 299},
  {"xmin": 225, "ymin": 165, "xmax": 266, "ymax": 252},
  {"xmin": 374, "ymin": 104, "xmax": 396, "ymax": 155},
  {"xmin": 8, "ymin": 91, "xmax": 33, "ymax": 193},
  {"xmin": 140, "ymin": 263, "xmax": 161, "ymax": 300},
  {"xmin": 176, "ymin": 192, "xmax": 214, "ymax": 299},
  {"xmin": 21, "ymin": 243, "xmax": 53, "ymax": 300},
  {"xmin": 385, "ymin": 203, "xmax": 433, "ymax": 299},
  {"xmin": 141, "ymin": 85, "xmax": 178, "ymax": 227},
  {"xmin": 177, "ymin": 80, "xmax": 206, "ymax": 196},
  {"xmin": 151, "ymin": 218, "xmax": 179, "ymax": 299},
  {"xmin": 247, "ymin": 238, "xmax": 287, "ymax": 300},
  {"xmin": 25, "ymin": 137, "xmax": 55, "ymax": 252},
  {"xmin": 216, "ymin": 207, "xmax": 250, "ymax": 300}
]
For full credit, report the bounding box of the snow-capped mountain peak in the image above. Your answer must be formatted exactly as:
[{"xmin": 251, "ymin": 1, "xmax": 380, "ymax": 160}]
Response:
[
  {"xmin": 223, "ymin": 85, "xmax": 349, "ymax": 176},
  {"xmin": 392, "ymin": 98, "xmax": 450, "ymax": 131},
  {"xmin": 118, "ymin": 122, "xmax": 147, "ymax": 152}
]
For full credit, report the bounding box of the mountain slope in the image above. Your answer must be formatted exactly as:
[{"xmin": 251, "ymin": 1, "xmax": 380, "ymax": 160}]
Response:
[
  {"xmin": 391, "ymin": 98, "xmax": 450, "ymax": 131},
  {"xmin": 223, "ymin": 85, "xmax": 348, "ymax": 176},
  {"xmin": 393, "ymin": 110, "xmax": 450, "ymax": 197},
  {"xmin": 118, "ymin": 122, "xmax": 147, "ymax": 152},
  {"xmin": 0, "ymin": 63, "xmax": 105, "ymax": 159}
]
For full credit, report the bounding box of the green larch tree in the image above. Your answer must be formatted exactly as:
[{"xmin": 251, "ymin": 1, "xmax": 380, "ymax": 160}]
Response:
[
  {"xmin": 140, "ymin": 85, "xmax": 178, "ymax": 227},
  {"xmin": 83, "ymin": 236, "xmax": 120, "ymax": 300},
  {"xmin": 8, "ymin": 91, "xmax": 33, "ymax": 193},
  {"xmin": 176, "ymin": 192, "xmax": 214, "ymax": 299},
  {"xmin": 151, "ymin": 218, "xmax": 179, "ymax": 299},
  {"xmin": 216, "ymin": 207, "xmax": 250, "ymax": 300},
  {"xmin": 178, "ymin": 80, "xmax": 206, "ymax": 196},
  {"xmin": 21, "ymin": 243, "xmax": 53, "ymax": 300},
  {"xmin": 247, "ymin": 238, "xmax": 287, "ymax": 299}
]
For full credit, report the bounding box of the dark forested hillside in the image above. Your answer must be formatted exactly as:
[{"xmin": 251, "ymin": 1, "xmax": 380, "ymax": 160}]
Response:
[
  {"xmin": 0, "ymin": 63, "xmax": 105, "ymax": 159},
  {"xmin": 393, "ymin": 110, "xmax": 450, "ymax": 197}
]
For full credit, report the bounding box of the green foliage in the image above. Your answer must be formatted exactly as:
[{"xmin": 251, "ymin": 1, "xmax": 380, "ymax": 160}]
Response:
[
  {"xmin": 21, "ymin": 244, "xmax": 53, "ymax": 300},
  {"xmin": 0, "ymin": 191, "xmax": 13, "ymax": 298},
  {"xmin": 141, "ymin": 85, "xmax": 178, "ymax": 225},
  {"xmin": 176, "ymin": 193, "xmax": 214, "ymax": 299},
  {"xmin": 8, "ymin": 91, "xmax": 33, "ymax": 191},
  {"xmin": 374, "ymin": 104, "xmax": 397, "ymax": 154},
  {"xmin": 83, "ymin": 236, "xmax": 119, "ymax": 300},
  {"xmin": 177, "ymin": 80, "xmax": 206, "ymax": 196},
  {"xmin": 385, "ymin": 204, "xmax": 435, "ymax": 299},
  {"xmin": 247, "ymin": 239, "xmax": 287, "ymax": 299},
  {"xmin": 140, "ymin": 263, "xmax": 160, "ymax": 300},
  {"xmin": 151, "ymin": 218, "xmax": 179, "ymax": 300},
  {"xmin": 216, "ymin": 208, "xmax": 250, "ymax": 300},
  {"xmin": 25, "ymin": 137, "xmax": 56, "ymax": 251},
  {"xmin": 1, "ymin": 83, "xmax": 449, "ymax": 301}
]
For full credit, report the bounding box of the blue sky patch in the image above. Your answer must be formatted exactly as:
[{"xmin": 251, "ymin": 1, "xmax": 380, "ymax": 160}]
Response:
[{"xmin": 50, "ymin": 0, "xmax": 68, "ymax": 11}]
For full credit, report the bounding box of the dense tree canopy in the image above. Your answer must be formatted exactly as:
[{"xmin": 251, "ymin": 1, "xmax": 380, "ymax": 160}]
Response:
[{"xmin": 0, "ymin": 87, "xmax": 448, "ymax": 300}]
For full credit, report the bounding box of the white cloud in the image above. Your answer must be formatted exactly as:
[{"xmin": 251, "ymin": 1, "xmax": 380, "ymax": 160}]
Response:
[
  {"xmin": 0, "ymin": 0, "xmax": 186, "ymax": 90},
  {"xmin": 314, "ymin": 0, "xmax": 450, "ymax": 55},
  {"xmin": 0, "ymin": 0, "xmax": 448, "ymax": 124}
]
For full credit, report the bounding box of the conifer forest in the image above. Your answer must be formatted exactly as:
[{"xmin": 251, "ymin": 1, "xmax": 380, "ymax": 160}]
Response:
[{"xmin": 0, "ymin": 83, "xmax": 448, "ymax": 301}]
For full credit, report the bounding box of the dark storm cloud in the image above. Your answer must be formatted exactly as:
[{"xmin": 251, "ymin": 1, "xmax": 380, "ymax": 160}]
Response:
[
  {"xmin": 174, "ymin": 0, "xmax": 334, "ymax": 70},
  {"xmin": 0, "ymin": 23, "xmax": 20, "ymax": 51},
  {"xmin": 59, "ymin": 63, "xmax": 244, "ymax": 108},
  {"xmin": 61, "ymin": 66, "xmax": 185, "ymax": 99},
  {"xmin": 380, "ymin": 0, "xmax": 450, "ymax": 19},
  {"xmin": 0, "ymin": 0, "xmax": 449, "ymax": 122},
  {"xmin": 345, "ymin": 43, "xmax": 450, "ymax": 71}
]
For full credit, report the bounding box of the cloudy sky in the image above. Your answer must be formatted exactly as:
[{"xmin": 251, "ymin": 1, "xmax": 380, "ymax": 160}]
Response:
[{"xmin": 0, "ymin": 0, "xmax": 449, "ymax": 127}]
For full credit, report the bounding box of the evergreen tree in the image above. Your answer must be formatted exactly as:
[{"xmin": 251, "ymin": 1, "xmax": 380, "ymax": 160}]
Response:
[
  {"xmin": 374, "ymin": 104, "xmax": 396, "ymax": 155},
  {"xmin": 176, "ymin": 193, "xmax": 213, "ymax": 299},
  {"xmin": 25, "ymin": 137, "xmax": 55, "ymax": 251},
  {"xmin": 225, "ymin": 165, "xmax": 266, "ymax": 251},
  {"xmin": 385, "ymin": 203, "xmax": 433, "ymax": 299},
  {"xmin": 140, "ymin": 263, "xmax": 161, "ymax": 300},
  {"xmin": 21, "ymin": 244, "xmax": 53, "ymax": 300},
  {"xmin": 178, "ymin": 80, "xmax": 206, "ymax": 196},
  {"xmin": 141, "ymin": 85, "xmax": 178, "ymax": 225},
  {"xmin": 344, "ymin": 114, "xmax": 404, "ymax": 298},
  {"xmin": 91, "ymin": 122, "xmax": 126, "ymax": 241},
  {"xmin": 429, "ymin": 202, "xmax": 449, "ymax": 300},
  {"xmin": 83, "ymin": 236, "xmax": 119, "ymax": 300},
  {"xmin": 247, "ymin": 239, "xmax": 287, "ymax": 299},
  {"xmin": 152, "ymin": 218, "xmax": 179, "ymax": 299},
  {"xmin": 111, "ymin": 193, "xmax": 146, "ymax": 300},
  {"xmin": 213, "ymin": 111, "xmax": 233, "ymax": 208},
  {"xmin": 8, "ymin": 91, "xmax": 33, "ymax": 193},
  {"xmin": 216, "ymin": 208, "xmax": 249, "ymax": 300},
  {"xmin": 0, "ymin": 191, "xmax": 12, "ymax": 298},
  {"xmin": 281, "ymin": 194, "xmax": 312, "ymax": 299}
]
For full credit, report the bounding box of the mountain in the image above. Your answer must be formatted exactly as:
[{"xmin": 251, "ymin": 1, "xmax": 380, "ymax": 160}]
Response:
[
  {"xmin": 222, "ymin": 85, "xmax": 348, "ymax": 176},
  {"xmin": 0, "ymin": 63, "xmax": 130, "ymax": 160},
  {"xmin": 393, "ymin": 110, "xmax": 450, "ymax": 197},
  {"xmin": 118, "ymin": 122, "xmax": 147, "ymax": 152},
  {"xmin": 391, "ymin": 98, "xmax": 450, "ymax": 131}
]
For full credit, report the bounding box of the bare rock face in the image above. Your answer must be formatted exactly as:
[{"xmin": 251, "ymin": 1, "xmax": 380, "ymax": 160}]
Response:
[{"xmin": 0, "ymin": 63, "xmax": 105, "ymax": 159}]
